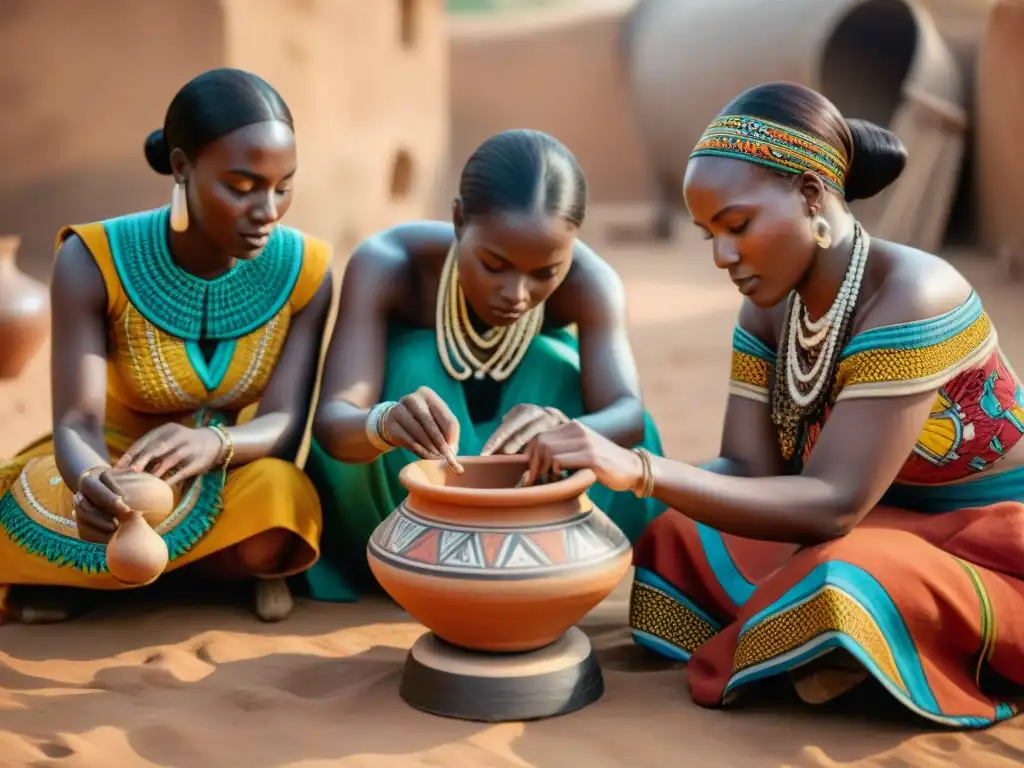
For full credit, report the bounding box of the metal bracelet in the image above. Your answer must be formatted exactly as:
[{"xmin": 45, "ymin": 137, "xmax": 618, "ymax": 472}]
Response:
[
  {"xmin": 632, "ymin": 448, "xmax": 655, "ymax": 499},
  {"xmin": 366, "ymin": 401, "xmax": 398, "ymax": 453},
  {"xmin": 208, "ymin": 423, "xmax": 234, "ymax": 471}
]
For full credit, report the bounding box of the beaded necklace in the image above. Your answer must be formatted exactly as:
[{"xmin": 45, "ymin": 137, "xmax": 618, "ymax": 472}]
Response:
[
  {"xmin": 435, "ymin": 243, "xmax": 544, "ymax": 382},
  {"xmin": 771, "ymin": 222, "xmax": 870, "ymax": 463},
  {"xmin": 105, "ymin": 206, "xmax": 303, "ymax": 341}
]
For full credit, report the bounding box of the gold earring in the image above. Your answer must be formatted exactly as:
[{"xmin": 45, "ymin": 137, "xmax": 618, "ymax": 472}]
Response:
[
  {"xmin": 811, "ymin": 213, "xmax": 832, "ymax": 249},
  {"xmin": 170, "ymin": 181, "xmax": 189, "ymax": 233}
]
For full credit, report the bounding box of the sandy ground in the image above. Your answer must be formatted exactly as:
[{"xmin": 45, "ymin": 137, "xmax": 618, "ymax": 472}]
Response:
[{"xmin": 2, "ymin": 210, "xmax": 1024, "ymax": 767}]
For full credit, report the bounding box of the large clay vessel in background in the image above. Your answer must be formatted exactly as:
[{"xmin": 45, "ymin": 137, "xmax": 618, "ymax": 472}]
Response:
[
  {"xmin": 367, "ymin": 455, "xmax": 631, "ymax": 722},
  {"xmin": 625, "ymin": 0, "xmax": 966, "ymax": 254},
  {"xmin": 975, "ymin": 0, "xmax": 1024, "ymax": 278},
  {"xmin": 0, "ymin": 236, "xmax": 50, "ymax": 379}
]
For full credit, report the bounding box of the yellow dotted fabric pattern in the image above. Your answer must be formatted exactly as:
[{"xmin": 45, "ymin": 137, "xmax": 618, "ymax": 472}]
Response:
[
  {"xmin": 836, "ymin": 314, "xmax": 992, "ymax": 394},
  {"xmin": 629, "ymin": 580, "xmax": 719, "ymax": 656},
  {"xmin": 731, "ymin": 350, "xmax": 773, "ymax": 391},
  {"xmin": 731, "ymin": 586, "xmax": 907, "ymax": 694}
]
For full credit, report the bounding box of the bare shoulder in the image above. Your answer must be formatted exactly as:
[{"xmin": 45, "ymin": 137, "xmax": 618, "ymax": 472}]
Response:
[
  {"xmin": 343, "ymin": 220, "xmax": 453, "ymax": 292},
  {"xmin": 54, "ymin": 232, "xmax": 100, "ymax": 274},
  {"xmin": 854, "ymin": 240, "xmax": 973, "ymax": 333},
  {"xmin": 52, "ymin": 234, "xmax": 106, "ymax": 308},
  {"xmin": 565, "ymin": 239, "xmax": 625, "ymax": 294},
  {"xmin": 550, "ymin": 239, "xmax": 627, "ymax": 325},
  {"xmin": 372, "ymin": 220, "xmax": 455, "ymax": 260}
]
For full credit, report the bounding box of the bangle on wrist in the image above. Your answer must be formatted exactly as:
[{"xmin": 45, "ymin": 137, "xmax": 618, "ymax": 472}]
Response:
[
  {"xmin": 632, "ymin": 448, "xmax": 655, "ymax": 499},
  {"xmin": 208, "ymin": 423, "xmax": 235, "ymax": 471},
  {"xmin": 366, "ymin": 401, "xmax": 398, "ymax": 453}
]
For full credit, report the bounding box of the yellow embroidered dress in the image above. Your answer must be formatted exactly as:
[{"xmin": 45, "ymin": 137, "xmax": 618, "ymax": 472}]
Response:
[{"xmin": 0, "ymin": 206, "xmax": 327, "ymax": 598}]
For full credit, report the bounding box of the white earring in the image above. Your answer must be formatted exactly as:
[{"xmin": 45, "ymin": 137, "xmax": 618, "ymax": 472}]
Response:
[
  {"xmin": 170, "ymin": 181, "xmax": 189, "ymax": 233},
  {"xmin": 811, "ymin": 213, "xmax": 832, "ymax": 249}
]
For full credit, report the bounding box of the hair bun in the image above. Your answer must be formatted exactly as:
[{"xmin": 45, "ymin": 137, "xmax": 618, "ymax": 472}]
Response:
[
  {"xmin": 843, "ymin": 119, "xmax": 907, "ymax": 202},
  {"xmin": 144, "ymin": 128, "xmax": 173, "ymax": 175}
]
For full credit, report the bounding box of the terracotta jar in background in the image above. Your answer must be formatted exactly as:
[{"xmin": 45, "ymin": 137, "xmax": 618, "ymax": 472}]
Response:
[
  {"xmin": 367, "ymin": 455, "xmax": 632, "ymax": 653},
  {"xmin": 0, "ymin": 236, "xmax": 50, "ymax": 379}
]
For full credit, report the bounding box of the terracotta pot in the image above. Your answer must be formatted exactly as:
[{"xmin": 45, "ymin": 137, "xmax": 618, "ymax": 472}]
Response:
[
  {"xmin": 367, "ymin": 455, "xmax": 632, "ymax": 653},
  {"xmin": 0, "ymin": 235, "xmax": 50, "ymax": 379}
]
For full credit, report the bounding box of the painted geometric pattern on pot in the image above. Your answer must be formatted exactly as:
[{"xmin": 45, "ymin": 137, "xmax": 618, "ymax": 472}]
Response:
[{"xmin": 369, "ymin": 508, "xmax": 628, "ymax": 576}]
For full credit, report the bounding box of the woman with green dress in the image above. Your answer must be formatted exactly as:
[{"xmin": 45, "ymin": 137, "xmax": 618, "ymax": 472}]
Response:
[{"xmin": 305, "ymin": 129, "xmax": 665, "ymax": 600}]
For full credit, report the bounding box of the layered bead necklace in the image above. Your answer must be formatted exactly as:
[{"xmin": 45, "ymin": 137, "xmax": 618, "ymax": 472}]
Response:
[
  {"xmin": 435, "ymin": 243, "xmax": 544, "ymax": 382},
  {"xmin": 771, "ymin": 221, "xmax": 870, "ymax": 462}
]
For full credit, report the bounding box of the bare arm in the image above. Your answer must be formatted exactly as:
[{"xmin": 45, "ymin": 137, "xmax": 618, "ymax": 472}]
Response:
[
  {"xmin": 564, "ymin": 242, "xmax": 646, "ymax": 447},
  {"xmin": 648, "ymin": 391, "xmax": 936, "ymax": 543},
  {"xmin": 704, "ymin": 299, "xmax": 790, "ymax": 478},
  {"xmin": 221, "ymin": 271, "xmax": 333, "ymax": 465},
  {"xmin": 312, "ymin": 222, "xmax": 452, "ymax": 463},
  {"xmin": 645, "ymin": 280, "xmax": 968, "ymax": 544},
  {"xmin": 532, "ymin": 247, "xmax": 974, "ymax": 543},
  {"xmin": 50, "ymin": 236, "xmax": 115, "ymax": 491},
  {"xmin": 700, "ymin": 399, "xmax": 787, "ymax": 478}
]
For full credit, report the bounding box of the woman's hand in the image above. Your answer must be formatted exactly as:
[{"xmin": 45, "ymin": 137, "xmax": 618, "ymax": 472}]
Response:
[
  {"xmin": 383, "ymin": 387, "xmax": 462, "ymax": 468},
  {"xmin": 73, "ymin": 467, "xmax": 134, "ymax": 539},
  {"xmin": 115, "ymin": 423, "xmax": 225, "ymax": 486},
  {"xmin": 522, "ymin": 419, "xmax": 645, "ymax": 491},
  {"xmin": 482, "ymin": 405, "xmax": 569, "ymax": 456}
]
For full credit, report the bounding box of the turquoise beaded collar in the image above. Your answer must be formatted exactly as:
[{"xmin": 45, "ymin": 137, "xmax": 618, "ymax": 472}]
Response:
[{"xmin": 103, "ymin": 206, "xmax": 303, "ymax": 341}]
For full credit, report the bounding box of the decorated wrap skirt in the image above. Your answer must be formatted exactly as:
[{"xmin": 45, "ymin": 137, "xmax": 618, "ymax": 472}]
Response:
[
  {"xmin": 0, "ymin": 407, "xmax": 322, "ymax": 612},
  {"xmin": 628, "ymin": 496, "xmax": 1024, "ymax": 727}
]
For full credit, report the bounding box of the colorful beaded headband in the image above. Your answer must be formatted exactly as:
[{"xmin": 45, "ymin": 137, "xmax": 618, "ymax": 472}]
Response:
[{"xmin": 690, "ymin": 115, "xmax": 849, "ymax": 196}]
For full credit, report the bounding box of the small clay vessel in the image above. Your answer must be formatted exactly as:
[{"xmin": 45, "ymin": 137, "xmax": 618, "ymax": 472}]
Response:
[
  {"xmin": 115, "ymin": 471, "xmax": 176, "ymax": 528},
  {"xmin": 76, "ymin": 470, "xmax": 176, "ymax": 545},
  {"xmin": 0, "ymin": 235, "xmax": 50, "ymax": 379},
  {"xmin": 104, "ymin": 472, "xmax": 172, "ymax": 585},
  {"xmin": 367, "ymin": 455, "xmax": 632, "ymax": 653}
]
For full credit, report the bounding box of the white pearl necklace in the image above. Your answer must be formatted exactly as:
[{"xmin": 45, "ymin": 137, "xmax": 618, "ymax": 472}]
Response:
[
  {"xmin": 785, "ymin": 222, "xmax": 869, "ymax": 408},
  {"xmin": 435, "ymin": 243, "xmax": 544, "ymax": 382}
]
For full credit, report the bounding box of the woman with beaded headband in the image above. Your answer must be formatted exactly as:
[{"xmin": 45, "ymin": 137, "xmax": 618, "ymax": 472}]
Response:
[
  {"xmin": 525, "ymin": 82, "xmax": 1024, "ymax": 727},
  {"xmin": 306, "ymin": 129, "xmax": 665, "ymax": 600},
  {"xmin": 0, "ymin": 69, "xmax": 331, "ymax": 624}
]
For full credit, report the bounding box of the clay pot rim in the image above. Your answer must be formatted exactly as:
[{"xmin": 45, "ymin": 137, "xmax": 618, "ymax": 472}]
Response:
[{"xmin": 399, "ymin": 455, "xmax": 597, "ymax": 508}]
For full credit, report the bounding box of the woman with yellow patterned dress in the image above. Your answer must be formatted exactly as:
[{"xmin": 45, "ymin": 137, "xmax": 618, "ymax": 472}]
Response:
[
  {"xmin": 0, "ymin": 68, "xmax": 331, "ymax": 624},
  {"xmin": 525, "ymin": 82, "xmax": 1024, "ymax": 727}
]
